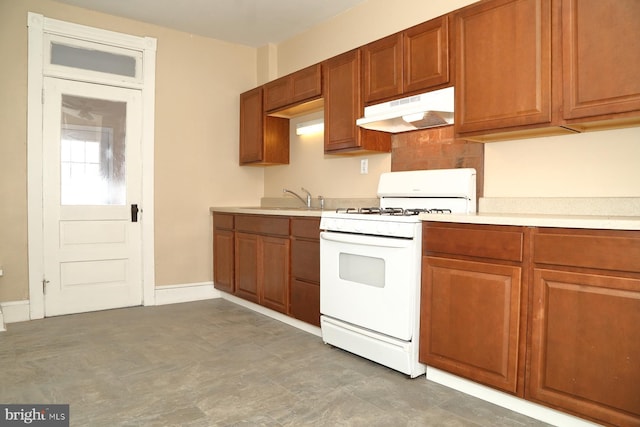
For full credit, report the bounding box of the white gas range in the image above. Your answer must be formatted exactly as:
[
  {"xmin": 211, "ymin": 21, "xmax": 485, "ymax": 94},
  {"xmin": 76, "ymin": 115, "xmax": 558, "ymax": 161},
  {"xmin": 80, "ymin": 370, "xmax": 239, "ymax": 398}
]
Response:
[{"xmin": 319, "ymin": 168, "xmax": 476, "ymax": 377}]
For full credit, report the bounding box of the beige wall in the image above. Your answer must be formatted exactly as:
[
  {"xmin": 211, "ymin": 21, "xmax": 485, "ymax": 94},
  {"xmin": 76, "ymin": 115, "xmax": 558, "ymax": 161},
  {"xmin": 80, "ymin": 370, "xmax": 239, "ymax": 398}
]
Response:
[
  {"xmin": 266, "ymin": 0, "xmax": 640, "ymax": 199},
  {"xmin": 0, "ymin": 0, "xmax": 262, "ymax": 302},
  {"xmin": 484, "ymin": 128, "xmax": 640, "ymax": 197}
]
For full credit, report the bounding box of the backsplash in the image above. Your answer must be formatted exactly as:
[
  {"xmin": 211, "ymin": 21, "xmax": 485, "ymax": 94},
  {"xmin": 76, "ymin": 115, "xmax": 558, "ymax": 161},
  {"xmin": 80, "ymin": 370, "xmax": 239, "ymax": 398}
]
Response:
[
  {"xmin": 480, "ymin": 197, "xmax": 640, "ymax": 217},
  {"xmin": 391, "ymin": 125, "xmax": 484, "ymax": 197}
]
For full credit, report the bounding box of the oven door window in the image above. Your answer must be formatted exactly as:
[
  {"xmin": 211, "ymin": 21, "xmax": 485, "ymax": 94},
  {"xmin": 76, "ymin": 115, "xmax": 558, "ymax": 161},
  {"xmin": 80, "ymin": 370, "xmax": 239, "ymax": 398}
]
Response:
[{"xmin": 339, "ymin": 253, "xmax": 385, "ymax": 288}]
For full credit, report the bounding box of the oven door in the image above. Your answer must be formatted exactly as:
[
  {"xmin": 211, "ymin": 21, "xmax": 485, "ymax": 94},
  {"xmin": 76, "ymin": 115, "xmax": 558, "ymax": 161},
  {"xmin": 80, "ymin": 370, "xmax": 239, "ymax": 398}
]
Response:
[{"xmin": 320, "ymin": 230, "xmax": 420, "ymax": 341}]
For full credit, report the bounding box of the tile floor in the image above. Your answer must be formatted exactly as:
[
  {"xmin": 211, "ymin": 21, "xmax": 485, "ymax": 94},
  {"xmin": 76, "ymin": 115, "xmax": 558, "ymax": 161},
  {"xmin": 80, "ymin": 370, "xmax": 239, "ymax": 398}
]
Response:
[{"xmin": 0, "ymin": 299, "xmax": 552, "ymax": 426}]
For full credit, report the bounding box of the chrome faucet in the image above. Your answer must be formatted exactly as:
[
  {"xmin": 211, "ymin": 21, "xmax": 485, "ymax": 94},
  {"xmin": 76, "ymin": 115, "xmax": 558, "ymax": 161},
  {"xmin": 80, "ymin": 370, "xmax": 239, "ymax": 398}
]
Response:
[{"xmin": 283, "ymin": 187, "xmax": 312, "ymax": 208}]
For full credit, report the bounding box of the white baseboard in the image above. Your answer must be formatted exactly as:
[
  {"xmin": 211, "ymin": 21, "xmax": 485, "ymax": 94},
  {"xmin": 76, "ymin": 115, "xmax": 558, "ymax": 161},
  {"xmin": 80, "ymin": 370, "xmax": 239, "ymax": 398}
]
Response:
[
  {"xmin": 0, "ymin": 300, "xmax": 31, "ymax": 325},
  {"xmin": 221, "ymin": 292, "xmax": 322, "ymax": 337},
  {"xmin": 154, "ymin": 281, "xmax": 221, "ymax": 306},
  {"xmin": 426, "ymin": 367, "xmax": 601, "ymax": 427},
  {"xmin": 0, "ymin": 283, "xmax": 219, "ymax": 328}
]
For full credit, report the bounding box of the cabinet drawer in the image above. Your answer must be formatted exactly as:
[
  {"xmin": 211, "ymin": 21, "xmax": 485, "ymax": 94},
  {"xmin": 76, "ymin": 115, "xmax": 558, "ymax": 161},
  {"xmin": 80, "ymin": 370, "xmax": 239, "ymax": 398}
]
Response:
[
  {"xmin": 291, "ymin": 239, "xmax": 320, "ymax": 283},
  {"xmin": 213, "ymin": 212, "xmax": 234, "ymax": 230},
  {"xmin": 290, "ymin": 279, "xmax": 320, "ymax": 327},
  {"xmin": 423, "ymin": 223, "xmax": 524, "ymax": 262},
  {"xmin": 235, "ymin": 215, "xmax": 289, "ymax": 237},
  {"xmin": 533, "ymin": 229, "xmax": 640, "ymax": 273},
  {"xmin": 291, "ymin": 218, "xmax": 320, "ymax": 239}
]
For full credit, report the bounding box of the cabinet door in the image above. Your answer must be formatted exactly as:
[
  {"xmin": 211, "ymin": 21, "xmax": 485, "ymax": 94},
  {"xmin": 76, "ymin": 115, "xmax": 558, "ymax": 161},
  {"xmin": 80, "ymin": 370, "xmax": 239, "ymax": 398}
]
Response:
[
  {"xmin": 264, "ymin": 64, "xmax": 322, "ymax": 112},
  {"xmin": 404, "ymin": 16, "xmax": 451, "ymax": 94},
  {"xmin": 263, "ymin": 78, "xmax": 291, "ymax": 113},
  {"xmin": 323, "ymin": 50, "xmax": 391, "ymax": 154},
  {"xmin": 362, "ymin": 33, "xmax": 403, "ymax": 104},
  {"xmin": 290, "ymin": 64, "xmax": 322, "ymax": 105},
  {"xmin": 324, "ymin": 50, "xmax": 362, "ymax": 152},
  {"xmin": 455, "ymin": 0, "xmax": 553, "ymax": 134},
  {"xmin": 420, "ymin": 256, "xmax": 522, "ymax": 394},
  {"xmin": 562, "ymin": 0, "xmax": 640, "ymax": 120},
  {"xmin": 239, "ymin": 87, "xmax": 264, "ymax": 164},
  {"xmin": 261, "ymin": 236, "xmax": 290, "ymax": 314},
  {"xmin": 234, "ymin": 232, "xmax": 259, "ymax": 303},
  {"xmin": 528, "ymin": 269, "xmax": 640, "ymax": 426},
  {"xmin": 239, "ymin": 87, "xmax": 289, "ymax": 165},
  {"xmin": 213, "ymin": 228, "xmax": 234, "ymax": 293}
]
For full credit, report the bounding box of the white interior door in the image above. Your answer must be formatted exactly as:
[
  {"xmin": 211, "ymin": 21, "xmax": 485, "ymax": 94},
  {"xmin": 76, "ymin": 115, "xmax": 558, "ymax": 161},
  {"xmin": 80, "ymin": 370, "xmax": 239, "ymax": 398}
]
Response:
[{"xmin": 43, "ymin": 77, "xmax": 143, "ymax": 316}]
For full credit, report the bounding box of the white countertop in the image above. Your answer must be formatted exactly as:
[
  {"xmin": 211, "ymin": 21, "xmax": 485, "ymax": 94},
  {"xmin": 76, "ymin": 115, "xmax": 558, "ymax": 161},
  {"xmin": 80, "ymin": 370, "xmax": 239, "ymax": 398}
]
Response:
[
  {"xmin": 418, "ymin": 212, "xmax": 640, "ymax": 230},
  {"xmin": 212, "ymin": 198, "xmax": 640, "ymax": 230},
  {"xmin": 210, "ymin": 206, "xmax": 323, "ymax": 217}
]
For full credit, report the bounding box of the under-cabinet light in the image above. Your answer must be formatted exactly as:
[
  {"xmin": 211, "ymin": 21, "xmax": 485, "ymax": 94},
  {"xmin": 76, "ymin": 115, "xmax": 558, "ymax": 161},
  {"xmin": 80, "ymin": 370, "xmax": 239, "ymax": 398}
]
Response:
[
  {"xmin": 402, "ymin": 112, "xmax": 426, "ymax": 123},
  {"xmin": 295, "ymin": 118, "xmax": 324, "ymax": 135}
]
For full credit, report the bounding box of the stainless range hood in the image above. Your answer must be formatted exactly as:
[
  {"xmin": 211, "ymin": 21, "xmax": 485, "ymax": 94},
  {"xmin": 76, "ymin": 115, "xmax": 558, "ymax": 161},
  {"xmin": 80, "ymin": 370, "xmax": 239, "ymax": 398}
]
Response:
[{"xmin": 356, "ymin": 86, "xmax": 454, "ymax": 133}]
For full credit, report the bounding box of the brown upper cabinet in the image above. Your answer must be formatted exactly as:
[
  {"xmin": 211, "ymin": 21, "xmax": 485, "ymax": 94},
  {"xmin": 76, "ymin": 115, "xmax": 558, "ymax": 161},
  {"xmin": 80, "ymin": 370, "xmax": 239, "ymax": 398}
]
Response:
[
  {"xmin": 239, "ymin": 87, "xmax": 289, "ymax": 165},
  {"xmin": 455, "ymin": 0, "xmax": 640, "ymax": 141},
  {"xmin": 362, "ymin": 15, "xmax": 452, "ymax": 105},
  {"xmin": 454, "ymin": 0, "xmax": 559, "ymax": 138},
  {"xmin": 263, "ymin": 64, "xmax": 322, "ymax": 113},
  {"xmin": 562, "ymin": 0, "xmax": 640, "ymax": 127},
  {"xmin": 323, "ymin": 49, "xmax": 391, "ymax": 154}
]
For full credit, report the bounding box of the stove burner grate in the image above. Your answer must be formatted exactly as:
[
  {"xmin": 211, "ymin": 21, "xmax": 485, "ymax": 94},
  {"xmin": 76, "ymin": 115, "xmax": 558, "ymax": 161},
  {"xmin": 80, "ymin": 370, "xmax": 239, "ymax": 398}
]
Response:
[{"xmin": 335, "ymin": 207, "xmax": 453, "ymax": 216}]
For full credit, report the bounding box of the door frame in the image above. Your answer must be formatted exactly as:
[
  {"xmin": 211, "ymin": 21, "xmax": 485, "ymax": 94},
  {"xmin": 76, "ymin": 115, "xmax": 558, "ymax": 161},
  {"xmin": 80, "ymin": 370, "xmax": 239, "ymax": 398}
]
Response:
[{"xmin": 27, "ymin": 13, "xmax": 157, "ymax": 319}]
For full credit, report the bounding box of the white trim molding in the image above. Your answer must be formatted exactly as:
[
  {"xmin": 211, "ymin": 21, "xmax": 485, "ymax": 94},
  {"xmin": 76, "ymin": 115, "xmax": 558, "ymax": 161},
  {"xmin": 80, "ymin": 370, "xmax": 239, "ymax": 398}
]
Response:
[
  {"xmin": 0, "ymin": 301, "xmax": 32, "ymax": 326},
  {"xmin": 426, "ymin": 367, "xmax": 601, "ymax": 427},
  {"xmin": 154, "ymin": 282, "xmax": 220, "ymax": 306},
  {"xmin": 221, "ymin": 293, "xmax": 322, "ymax": 337},
  {"xmin": 27, "ymin": 12, "xmax": 157, "ymax": 319}
]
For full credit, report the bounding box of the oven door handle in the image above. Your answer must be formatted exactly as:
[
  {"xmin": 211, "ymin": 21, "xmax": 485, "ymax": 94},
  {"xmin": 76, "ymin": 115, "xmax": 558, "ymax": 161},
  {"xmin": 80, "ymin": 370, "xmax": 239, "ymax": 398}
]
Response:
[{"xmin": 320, "ymin": 231, "xmax": 413, "ymax": 248}]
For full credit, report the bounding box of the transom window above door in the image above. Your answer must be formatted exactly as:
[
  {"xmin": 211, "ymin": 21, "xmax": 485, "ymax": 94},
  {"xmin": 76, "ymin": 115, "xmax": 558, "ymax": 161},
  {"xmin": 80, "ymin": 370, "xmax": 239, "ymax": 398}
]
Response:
[{"xmin": 44, "ymin": 33, "xmax": 143, "ymax": 86}]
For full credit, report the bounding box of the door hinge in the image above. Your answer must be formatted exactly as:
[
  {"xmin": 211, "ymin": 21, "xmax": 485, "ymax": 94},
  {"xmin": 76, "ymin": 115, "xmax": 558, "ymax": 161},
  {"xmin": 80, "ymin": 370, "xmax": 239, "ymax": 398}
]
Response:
[
  {"xmin": 42, "ymin": 278, "xmax": 50, "ymax": 294},
  {"xmin": 41, "ymin": 88, "xmax": 45, "ymax": 105}
]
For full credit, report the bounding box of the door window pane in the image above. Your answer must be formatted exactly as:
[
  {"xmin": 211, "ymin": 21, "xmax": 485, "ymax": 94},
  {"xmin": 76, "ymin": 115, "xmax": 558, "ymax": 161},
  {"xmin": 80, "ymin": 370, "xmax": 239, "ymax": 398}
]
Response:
[
  {"xmin": 60, "ymin": 95, "xmax": 126, "ymax": 205},
  {"xmin": 51, "ymin": 43, "xmax": 137, "ymax": 77}
]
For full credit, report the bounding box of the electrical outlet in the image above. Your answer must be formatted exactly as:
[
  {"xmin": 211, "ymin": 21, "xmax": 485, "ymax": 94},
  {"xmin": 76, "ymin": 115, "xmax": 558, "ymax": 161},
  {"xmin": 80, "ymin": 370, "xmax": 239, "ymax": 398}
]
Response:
[{"xmin": 360, "ymin": 159, "xmax": 368, "ymax": 174}]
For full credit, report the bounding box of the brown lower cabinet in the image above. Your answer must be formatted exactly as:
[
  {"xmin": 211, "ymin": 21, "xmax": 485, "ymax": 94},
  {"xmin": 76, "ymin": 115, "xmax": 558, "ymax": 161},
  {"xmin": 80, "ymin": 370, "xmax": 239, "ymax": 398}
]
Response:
[
  {"xmin": 212, "ymin": 213, "xmax": 234, "ymax": 293},
  {"xmin": 234, "ymin": 215, "xmax": 290, "ymax": 314},
  {"xmin": 212, "ymin": 212, "xmax": 321, "ymax": 326},
  {"xmin": 290, "ymin": 218, "xmax": 321, "ymax": 326},
  {"xmin": 421, "ymin": 221, "xmax": 640, "ymax": 427},
  {"xmin": 420, "ymin": 222, "xmax": 528, "ymax": 396},
  {"xmin": 527, "ymin": 228, "xmax": 640, "ymax": 427}
]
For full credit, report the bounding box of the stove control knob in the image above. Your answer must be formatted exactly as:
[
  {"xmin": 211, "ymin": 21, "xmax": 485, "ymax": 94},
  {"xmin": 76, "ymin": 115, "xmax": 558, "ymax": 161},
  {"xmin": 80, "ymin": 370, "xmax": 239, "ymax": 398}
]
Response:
[
  {"xmin": 324, "ymin": 218, "xmax": 338, "ymax": 230},
  {"xmin": 386, "ymin": 222, "xmax": 398, "ymax": 235},
  {"xmin": 374, "ymin": 223, "xmax": 386, "ymax": 235}
]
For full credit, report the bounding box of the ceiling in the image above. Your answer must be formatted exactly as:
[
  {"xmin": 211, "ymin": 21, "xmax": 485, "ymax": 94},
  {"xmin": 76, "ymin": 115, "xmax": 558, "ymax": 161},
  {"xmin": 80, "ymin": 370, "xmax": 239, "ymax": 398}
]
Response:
[{"xmin": 53, "ymin": 0, "xmax": 368, "ymax": 47}]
